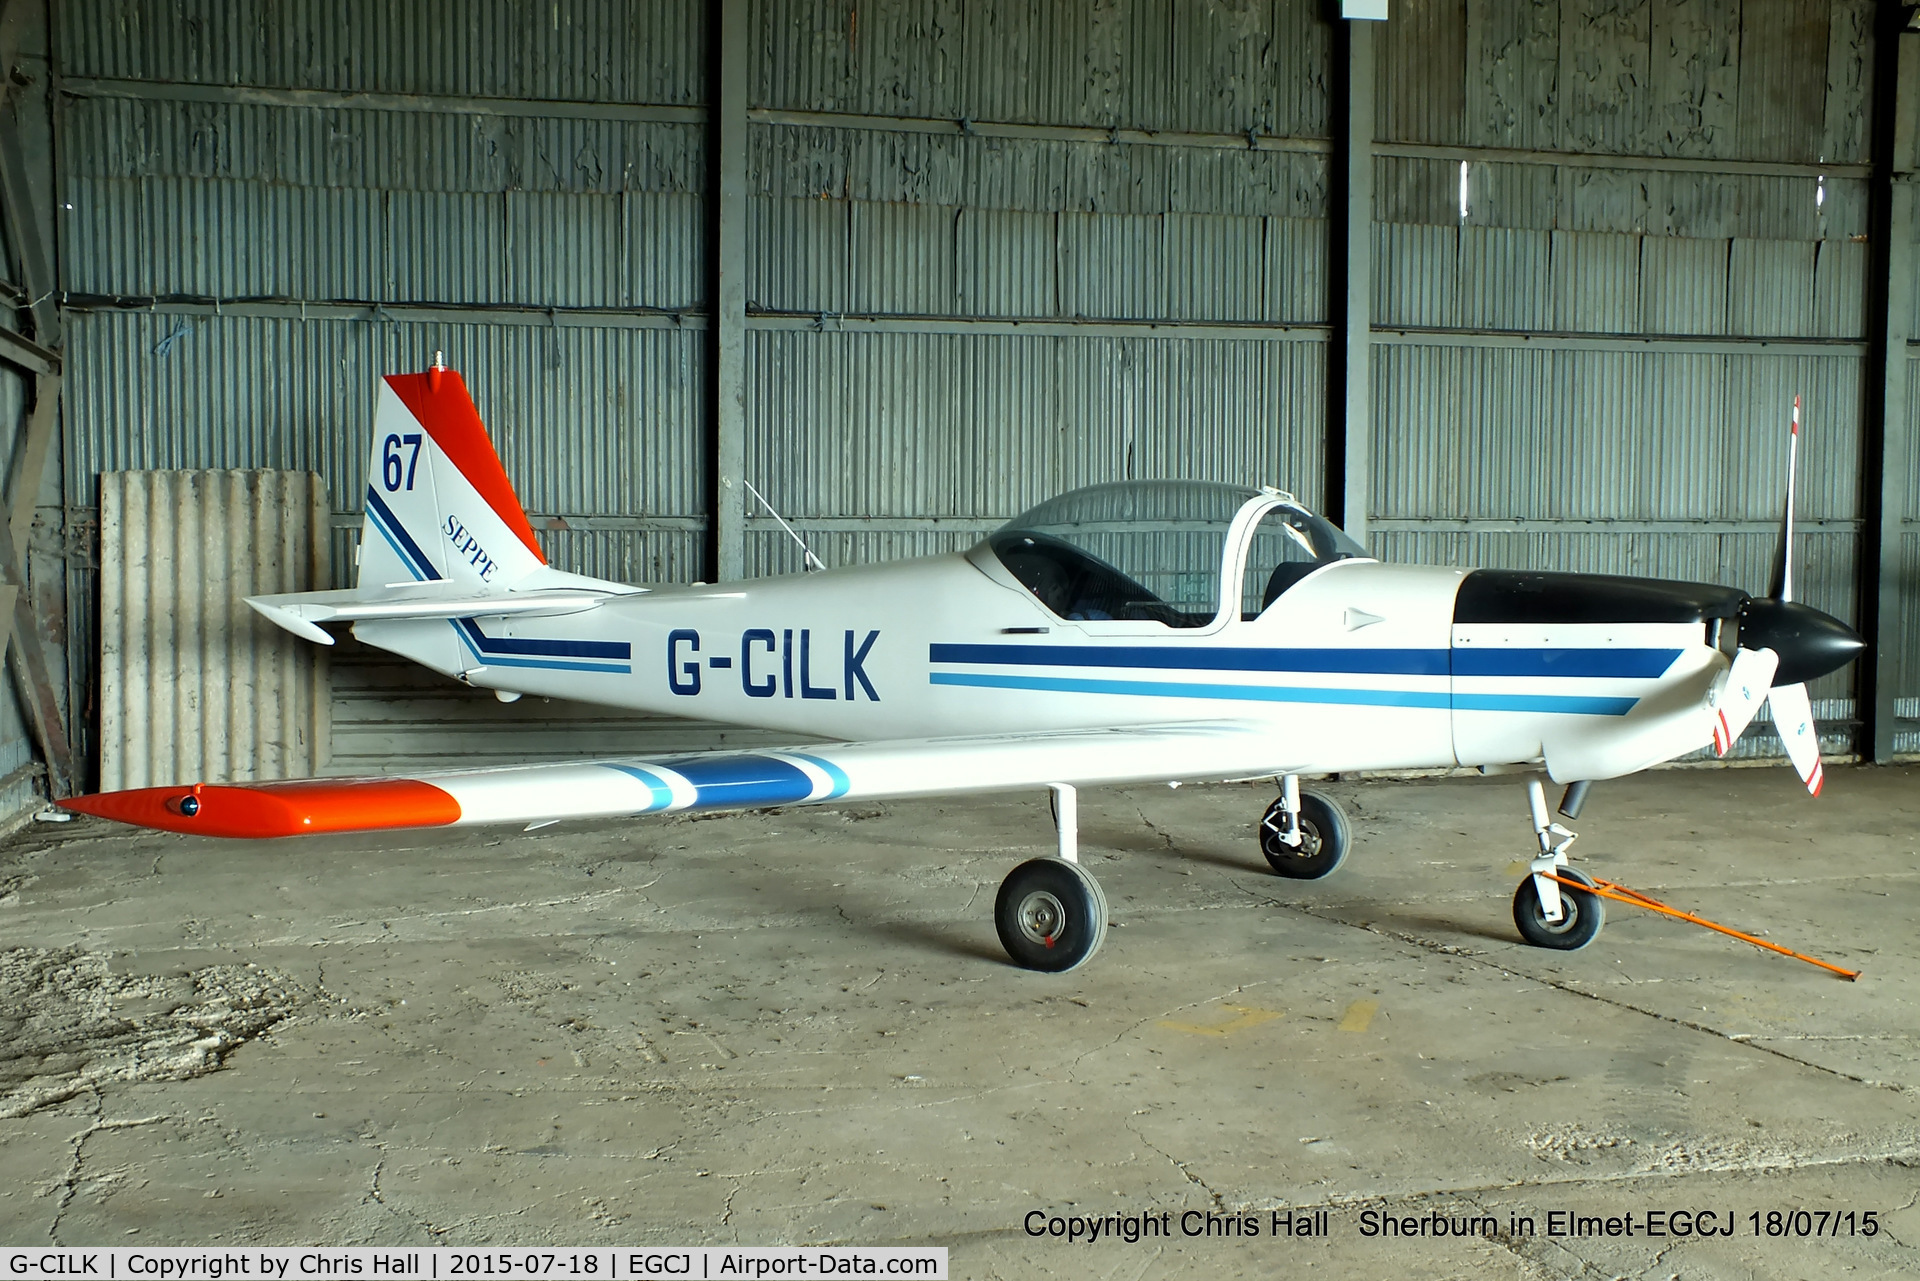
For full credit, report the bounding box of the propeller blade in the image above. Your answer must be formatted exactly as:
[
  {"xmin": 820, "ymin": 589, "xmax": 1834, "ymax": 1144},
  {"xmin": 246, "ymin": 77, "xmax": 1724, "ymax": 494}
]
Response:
[
  {"xmin": 1766, "ymin": 680, "xmax": 1824, "ymax": 796},
  {"xmin": 1769, "ymin": 395, "xmax": 1799, "ymax": 602},
  {"xmin": 1707, "ymin": 646, "xmax": 1779, "ymax": 755}
]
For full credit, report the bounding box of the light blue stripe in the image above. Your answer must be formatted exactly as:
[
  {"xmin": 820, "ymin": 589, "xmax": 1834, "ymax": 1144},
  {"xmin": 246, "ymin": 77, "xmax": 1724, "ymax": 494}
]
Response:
[
  {"xmin": 367, "ymin": 506, "xmax": 431, "ymax": 582},
  {"xmin": 450, "ymin": 622, "xmax": 631, "ymax": 674},
  {"xmin": 930, "ymin": 671, "xmax": 1451, "ymax": 709},
  {"xmin": 929, "ymin": 671, "xmax": 1636, "ymax": 717},
  {"xmin": 789, "ymin": 752, "xmax": 852, "ymax": 800},
  {"xmin": 364, "ymin": 488, "xmax": 443, "ymax": 582},
  {"xmin": 602, "ymin": 764, "xmax": 675, "ymax": 810}
]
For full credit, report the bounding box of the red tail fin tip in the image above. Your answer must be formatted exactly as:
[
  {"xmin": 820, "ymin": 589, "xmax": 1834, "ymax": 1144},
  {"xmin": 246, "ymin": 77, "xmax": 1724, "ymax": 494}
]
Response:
[{"xmin": 384, "ymin": 369, "xmax": 544, "ymax": 562}]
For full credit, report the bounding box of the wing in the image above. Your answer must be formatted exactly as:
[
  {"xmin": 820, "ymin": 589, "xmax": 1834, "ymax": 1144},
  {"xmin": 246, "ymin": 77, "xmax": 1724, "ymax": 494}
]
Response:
[{"xmin": 59, "ymin": 721, "xmax": 1298, "ymax": 839}]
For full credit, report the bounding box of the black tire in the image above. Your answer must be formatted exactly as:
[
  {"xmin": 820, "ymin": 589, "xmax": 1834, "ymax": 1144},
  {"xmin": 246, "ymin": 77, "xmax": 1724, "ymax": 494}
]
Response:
[
  {"xmin": 994, "ymin": 858, "xmax": 1109, "ymax": 973},
  {"xmin": 1260, "ymin": 790, "xmax": 1350, "ymax": 880},
  {"xmin": 1513, "ymin": 867, "xmax": 1605, "ymax": 951}
]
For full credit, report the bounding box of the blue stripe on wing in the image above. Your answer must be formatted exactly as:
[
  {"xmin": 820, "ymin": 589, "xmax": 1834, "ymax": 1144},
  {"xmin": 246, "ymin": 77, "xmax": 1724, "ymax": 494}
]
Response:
[
  {"xmin": 602, "ymin": 763, "xmax": 677, "ymax": 810},
  {"xmin": 654, "ymin": 755, "xmax": 818, "ymax": 809},
  {"xmin": 789, "ymin": 752, "xmax": 852, "ymax": 799}
]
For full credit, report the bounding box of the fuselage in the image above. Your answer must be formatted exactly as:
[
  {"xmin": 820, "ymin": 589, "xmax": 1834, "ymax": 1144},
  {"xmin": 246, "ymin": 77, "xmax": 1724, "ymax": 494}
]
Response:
[
  {"xmin": 350, "ymin": 480, "xmax": 1860, "ymax": 787},
  {"xmin": 367, "ymin": 548, "xmax": 1712, "ymax": 780}
]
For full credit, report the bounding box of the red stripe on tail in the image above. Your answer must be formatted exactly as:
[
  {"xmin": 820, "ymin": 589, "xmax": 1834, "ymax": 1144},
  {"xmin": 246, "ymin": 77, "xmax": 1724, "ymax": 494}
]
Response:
[
  {"xmin": 60, "ymin": 779, "xmax": 462, "ymax": 838},
  {"xmin": 386, "ymin": 370, "xmax": 545, "ymax": 562}
]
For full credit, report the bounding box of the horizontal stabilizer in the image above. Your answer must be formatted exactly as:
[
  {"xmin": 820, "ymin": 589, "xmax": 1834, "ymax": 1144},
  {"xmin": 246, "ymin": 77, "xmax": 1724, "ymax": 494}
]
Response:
[{"xmin": 247, "ymin": 585, "xmax": 642, "ymax": 646}]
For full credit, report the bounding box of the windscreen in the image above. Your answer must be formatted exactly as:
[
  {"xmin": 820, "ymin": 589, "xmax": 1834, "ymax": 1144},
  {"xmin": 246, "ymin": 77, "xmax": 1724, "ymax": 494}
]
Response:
[{"xmin": 990, "ymin": 481, "xmax": 1256, "ymax": 627}]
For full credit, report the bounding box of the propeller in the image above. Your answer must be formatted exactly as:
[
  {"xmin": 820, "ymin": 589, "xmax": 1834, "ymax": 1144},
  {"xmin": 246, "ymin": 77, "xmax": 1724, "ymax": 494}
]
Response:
[{"xmin": 1713, "ymin": 395, "xmax": 1855, "ymax": 795}]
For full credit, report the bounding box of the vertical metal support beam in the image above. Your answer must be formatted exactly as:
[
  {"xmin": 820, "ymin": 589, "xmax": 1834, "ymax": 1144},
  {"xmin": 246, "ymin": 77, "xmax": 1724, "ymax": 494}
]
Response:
[
  {"xmin": 0, "ymin": 372, "xmax": 75, "ymax": 798},
  {"xmin": 7, "ymin": 369, "xmax": 60, "ymax": 556},
  {"xmin": 0, "ymin": 99, "xmax": 59, "ymax": 347},
  {"xmin": 1862, "ymin": 15, "xmax": 1919, "ymax": 763},
  {"xmin": 707, "ymin": 0, "xmax": 748, "ymax": 583},
  {"xmin": 1328, "ymin": 18, "xmax": 1374, "ymax": 544},
  {"xmin": 0, "ymin": 500, "xmax": 73, "ymax": 797}
]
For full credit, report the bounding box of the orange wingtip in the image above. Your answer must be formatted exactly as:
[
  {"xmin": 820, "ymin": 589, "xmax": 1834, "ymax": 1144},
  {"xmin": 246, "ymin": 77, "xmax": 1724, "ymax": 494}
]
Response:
[{"xmin": 58, "ymin": 779, "xmax": 461, "ymax": 839}]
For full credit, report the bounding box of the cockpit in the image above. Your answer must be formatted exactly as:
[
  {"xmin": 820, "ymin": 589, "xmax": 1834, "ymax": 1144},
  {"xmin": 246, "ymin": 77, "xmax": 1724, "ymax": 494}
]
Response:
[{"xmin": 983, "ymin": 481, "xmax": 1370, "ymax": 629}]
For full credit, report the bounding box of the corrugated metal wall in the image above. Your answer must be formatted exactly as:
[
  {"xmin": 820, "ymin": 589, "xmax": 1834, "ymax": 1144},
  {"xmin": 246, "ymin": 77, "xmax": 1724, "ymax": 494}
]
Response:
[
  {"xmin": 43, "ymin": 0, "xmax": 1909, "ymax": 775},
  {"xmin": 53, "ymin": 0, "xmax": 721, "ymax": 771},
  {"xmin": 1369, "ymin": 0, "xmax": 1880, "ymax": 760},
  {"xmin": 742, "ymin": 0, "xmax": 1334, "ymax": 580}
]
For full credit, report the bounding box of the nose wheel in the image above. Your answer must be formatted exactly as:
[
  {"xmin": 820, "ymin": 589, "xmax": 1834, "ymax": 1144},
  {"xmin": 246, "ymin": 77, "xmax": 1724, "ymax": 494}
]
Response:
[
  {"xmin": 1512, "ymin": 778, "xmax": 1605, "ymax": 951},
  {"xmin": 1513, "ymin": 866, "xmax": 1604, "ymax": 950},
  {"xmin": 1260, "ymin": 777, "xmax": 1350, "ymax": 879}
]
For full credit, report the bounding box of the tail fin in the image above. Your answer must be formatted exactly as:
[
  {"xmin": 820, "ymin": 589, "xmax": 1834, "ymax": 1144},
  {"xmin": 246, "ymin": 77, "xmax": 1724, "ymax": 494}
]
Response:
[
  {"xmin": 359, "ymin": 363, "xmax": 545, "ymax": 593},
  {"xmin": 249, "ymin": 360, "xmax": 640, "ymax": 680}
]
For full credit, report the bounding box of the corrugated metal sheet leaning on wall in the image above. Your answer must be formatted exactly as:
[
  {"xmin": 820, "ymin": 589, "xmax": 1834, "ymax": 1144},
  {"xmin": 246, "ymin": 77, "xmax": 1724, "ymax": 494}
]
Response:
[{"xmin": 98, "ymin": 469, "xmax": 330, "ymax": 791}]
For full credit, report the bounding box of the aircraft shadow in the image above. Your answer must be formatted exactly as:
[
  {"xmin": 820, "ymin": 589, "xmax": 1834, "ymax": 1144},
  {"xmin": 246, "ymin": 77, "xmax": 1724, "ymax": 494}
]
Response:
[
  {"xmin": 787, "ymin": 882, "xmax": 1011, "ymax": 967},
  {"xmin": 862, "ymin": 917, "xmax": 1009, "ymax": 966},
  {"xmin": 1111, "ymin": 836, "xmax": 1521, "ymax": 948}
]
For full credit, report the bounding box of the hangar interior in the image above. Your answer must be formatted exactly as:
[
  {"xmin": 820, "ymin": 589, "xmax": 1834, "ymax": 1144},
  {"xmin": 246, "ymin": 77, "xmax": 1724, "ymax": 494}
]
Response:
[
  {"xmin": 0, "ymin": 0, "xmax": 1913, "ymax": 803},
  {"xmin": 2, "ymin": 0, "xmax": 1920, "ymax": 1274}
]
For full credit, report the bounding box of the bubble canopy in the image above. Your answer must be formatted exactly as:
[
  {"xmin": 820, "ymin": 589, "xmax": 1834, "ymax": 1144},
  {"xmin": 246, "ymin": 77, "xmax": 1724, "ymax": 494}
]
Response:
[{"xmin": 986, "ymin": 481, "xmax": 1368, "ymax": 628}]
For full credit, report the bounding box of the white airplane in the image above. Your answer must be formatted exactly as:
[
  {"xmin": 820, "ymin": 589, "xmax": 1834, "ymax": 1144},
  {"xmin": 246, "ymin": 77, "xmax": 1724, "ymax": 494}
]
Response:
[{"xmin": 62, "ymin": 363, "xmax": 1863, "ymax": 972}]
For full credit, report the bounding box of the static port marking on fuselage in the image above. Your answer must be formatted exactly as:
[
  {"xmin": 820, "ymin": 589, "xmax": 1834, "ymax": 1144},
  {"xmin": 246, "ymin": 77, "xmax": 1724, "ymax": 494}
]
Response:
[{"xmin": 669, "ymin": 628, "xmax": 881, "ymax": 701}]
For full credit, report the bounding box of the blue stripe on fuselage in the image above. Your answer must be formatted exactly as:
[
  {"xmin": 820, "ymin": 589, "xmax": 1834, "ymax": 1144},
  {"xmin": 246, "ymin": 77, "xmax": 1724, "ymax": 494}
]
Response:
[
  {"xmin": 928, "ymin": 672, "xmax": 1636, "ymax": 716},
  {"xmin": 930, "ymin": 643, "xmax": 1447, "ymax": 675},
  {"xmin": 1452, "ymin": 647, "xmax": 1680, "ymax": 679},
  {"xmin": 928, "ymin": 642, "xmax": 1680, "ymax": 680},
  {"xmin": 450, "ymin": 621, "xmax": 632, "ymax": 674},
  {"xmin": 931, "ymin": 671, "xmax": 1452, "ymax": 710},
  {"xmin": 454, "ymin": 617, "xmax": 630, "ymax": 661}
]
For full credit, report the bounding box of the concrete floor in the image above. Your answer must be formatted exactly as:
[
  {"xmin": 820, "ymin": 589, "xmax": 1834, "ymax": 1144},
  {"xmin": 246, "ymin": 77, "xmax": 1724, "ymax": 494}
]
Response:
[{"xmin": 1, "ymin": 764, "xmax": 1916, "ymax": 1279}]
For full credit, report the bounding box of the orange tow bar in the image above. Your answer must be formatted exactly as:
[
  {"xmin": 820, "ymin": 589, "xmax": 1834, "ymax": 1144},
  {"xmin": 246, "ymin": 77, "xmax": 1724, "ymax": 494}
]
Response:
[{"xmin": 1543, "ymin": 872, "xmax": 1860, "ymax": 981}]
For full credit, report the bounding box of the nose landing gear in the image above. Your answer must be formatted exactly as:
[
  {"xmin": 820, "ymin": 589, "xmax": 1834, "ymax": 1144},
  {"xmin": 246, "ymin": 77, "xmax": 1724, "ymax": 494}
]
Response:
[{"xmin": 1511, "ymin": 778, "xmax": 1604, "ymax": 950}]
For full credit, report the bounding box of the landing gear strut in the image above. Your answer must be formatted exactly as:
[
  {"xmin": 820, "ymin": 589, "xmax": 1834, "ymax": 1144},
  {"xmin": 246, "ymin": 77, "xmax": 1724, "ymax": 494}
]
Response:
[
  {"xmin": 1259, "ymin": 775, "xmax": 1350, "ymax": 879},
  {"xmin": 1511, "ymin": 779, "xmax": 1604, "ymax": 950},
  {"xmin": 995, "ymin": 784, "xmax": 1109, "ymax": 972}
]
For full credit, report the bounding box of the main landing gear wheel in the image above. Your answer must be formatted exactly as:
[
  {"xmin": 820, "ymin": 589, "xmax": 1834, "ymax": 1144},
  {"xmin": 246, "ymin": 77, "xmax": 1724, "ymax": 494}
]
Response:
[
  {"xmin": 1513, "ymin": 867, "xmax": 1605, "ymax": 951},
  {"xmin": 1260, "ymin": 791, "xmax": 1350, "ymax": 880},
  {"xmin": 995, "ymin": 857, "xmax": 1109, "ymax": 973}
]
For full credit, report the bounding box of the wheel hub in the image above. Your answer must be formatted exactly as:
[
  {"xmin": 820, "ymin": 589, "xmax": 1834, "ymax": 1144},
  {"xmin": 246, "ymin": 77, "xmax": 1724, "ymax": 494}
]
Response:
[
  {"xmin": 1532, "ymin": 894, "xmax": 1580, "ymax": 933},
  {"xmin": 1016, "ymin": 890, "xmax": 1067, "ymax": 947}
]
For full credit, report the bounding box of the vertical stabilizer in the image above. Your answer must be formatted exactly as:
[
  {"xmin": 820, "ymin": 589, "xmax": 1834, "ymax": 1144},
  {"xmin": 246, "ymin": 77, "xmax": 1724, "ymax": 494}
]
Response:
[{"xmin": 358, "ymin": 364, "xmax": 545, "ymax": 594}]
